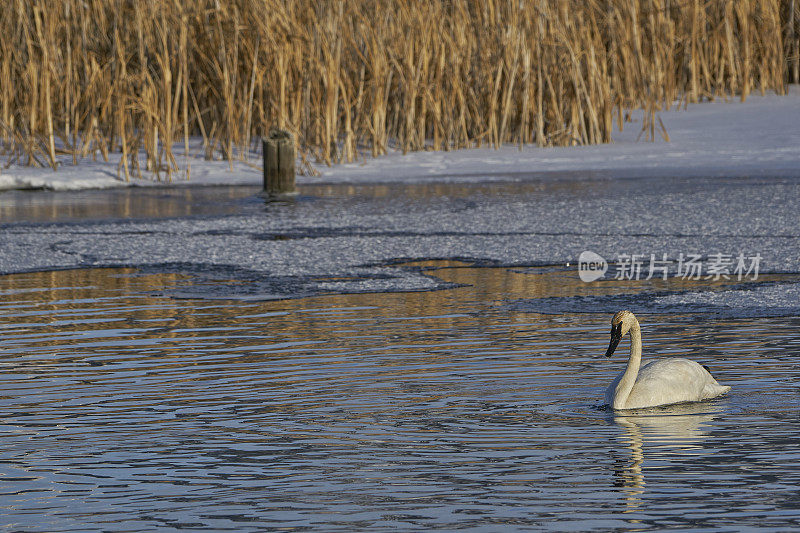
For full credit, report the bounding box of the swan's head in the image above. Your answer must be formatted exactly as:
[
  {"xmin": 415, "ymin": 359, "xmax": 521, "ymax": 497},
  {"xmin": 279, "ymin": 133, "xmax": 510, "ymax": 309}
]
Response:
[{"xmin": 605, "ymin": 310, "xmax": 637, "ymax": 357}]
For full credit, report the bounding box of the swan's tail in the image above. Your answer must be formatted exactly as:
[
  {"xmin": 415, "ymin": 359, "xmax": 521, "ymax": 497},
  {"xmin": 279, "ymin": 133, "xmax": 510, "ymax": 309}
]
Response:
[
  {"xmin": 701, "ymin": 364, "xmax": 731, "ymax": 399},
  {"xmin": 702, "ymin": 382, "xmax": 731, "ymax": 399}
]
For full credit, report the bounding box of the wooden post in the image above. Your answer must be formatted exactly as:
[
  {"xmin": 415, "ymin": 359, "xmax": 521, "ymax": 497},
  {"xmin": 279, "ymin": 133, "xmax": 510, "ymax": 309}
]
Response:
[{"xmin": 263, "ymin": 129, "xmax": 296, "ymax": 195}]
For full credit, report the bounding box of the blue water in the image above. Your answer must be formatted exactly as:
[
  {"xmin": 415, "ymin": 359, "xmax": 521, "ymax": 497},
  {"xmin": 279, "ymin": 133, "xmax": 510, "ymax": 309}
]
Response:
[{"xmin": 2, "ymin": 265, "xmax": 800, "ymax": 531}]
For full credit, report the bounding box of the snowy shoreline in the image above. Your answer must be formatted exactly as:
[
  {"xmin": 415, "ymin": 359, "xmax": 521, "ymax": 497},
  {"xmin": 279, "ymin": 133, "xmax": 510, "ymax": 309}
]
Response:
[{"xmin": 2, "ymin": 86, "xmax": 800, "ymax": 192}]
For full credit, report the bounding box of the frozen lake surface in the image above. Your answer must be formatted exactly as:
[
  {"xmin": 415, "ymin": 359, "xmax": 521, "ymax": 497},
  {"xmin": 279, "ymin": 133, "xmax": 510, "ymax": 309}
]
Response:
[
  {"xmin": 3, "ymin": 176, "xmax": 800, "ymax": 307},
  {"xmin": 2, "ymin": 177, "xmax": 800, "ymax": 530}
]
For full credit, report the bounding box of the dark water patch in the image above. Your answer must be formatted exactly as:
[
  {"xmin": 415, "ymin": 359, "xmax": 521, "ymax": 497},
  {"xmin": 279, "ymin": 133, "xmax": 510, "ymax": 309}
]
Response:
[{"xmin": 130, "ymin": 261, "xmax": 464, "ymax": 301}]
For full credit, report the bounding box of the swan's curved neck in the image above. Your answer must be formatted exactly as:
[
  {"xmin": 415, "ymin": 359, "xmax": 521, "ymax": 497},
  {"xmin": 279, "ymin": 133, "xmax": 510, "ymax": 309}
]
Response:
[{"xmin": 612, "ymin": 319, "xmax": 642, "ymax": 409}]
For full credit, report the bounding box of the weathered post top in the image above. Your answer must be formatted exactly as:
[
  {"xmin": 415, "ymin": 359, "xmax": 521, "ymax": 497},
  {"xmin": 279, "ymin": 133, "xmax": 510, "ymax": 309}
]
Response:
[
  {"xmin": 263, "ymin": 129, "xmax": 296, "ymax": 195},
  {"xmin": 268, "ymin": 128, "xmax": 292, "ymax": 142}
]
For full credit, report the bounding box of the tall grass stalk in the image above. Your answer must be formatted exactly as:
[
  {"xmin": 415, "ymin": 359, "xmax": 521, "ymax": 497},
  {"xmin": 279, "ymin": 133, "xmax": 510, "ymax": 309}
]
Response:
[{"xmin": 1, "ymin": 0, "xmax": 798, "ymax": 178}]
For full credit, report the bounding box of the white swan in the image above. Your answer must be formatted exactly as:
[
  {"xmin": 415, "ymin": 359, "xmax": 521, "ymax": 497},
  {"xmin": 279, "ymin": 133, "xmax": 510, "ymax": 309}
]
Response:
[{"xmin": 604, "ymin": 310, "xmax": 730, "ymax": 410}]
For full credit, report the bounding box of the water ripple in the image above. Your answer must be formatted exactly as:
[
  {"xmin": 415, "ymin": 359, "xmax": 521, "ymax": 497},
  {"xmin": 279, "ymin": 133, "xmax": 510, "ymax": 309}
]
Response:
[{"xmin": 1, "ymin": 267, "xmax": 800, "ymax": 531}]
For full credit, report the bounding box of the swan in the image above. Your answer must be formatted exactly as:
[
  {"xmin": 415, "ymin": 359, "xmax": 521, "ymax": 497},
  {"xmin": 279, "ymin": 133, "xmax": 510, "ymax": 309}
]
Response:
[{"xmin": 604, "ymin": 310, "xmax": 730, "ymax": 410}]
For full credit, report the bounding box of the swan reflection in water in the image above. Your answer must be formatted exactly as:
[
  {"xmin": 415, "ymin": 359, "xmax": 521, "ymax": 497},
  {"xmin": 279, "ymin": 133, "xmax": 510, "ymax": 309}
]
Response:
[{"xmin": 611, "ymin": 402, "xmax": 722, "ymax": 514}]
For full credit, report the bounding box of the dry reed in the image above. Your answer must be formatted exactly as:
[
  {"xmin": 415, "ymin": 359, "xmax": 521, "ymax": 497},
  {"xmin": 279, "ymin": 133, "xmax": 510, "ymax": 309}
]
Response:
[{"xmin": 1, "ymin": 0, "xmax": 798, "ymax": 180}]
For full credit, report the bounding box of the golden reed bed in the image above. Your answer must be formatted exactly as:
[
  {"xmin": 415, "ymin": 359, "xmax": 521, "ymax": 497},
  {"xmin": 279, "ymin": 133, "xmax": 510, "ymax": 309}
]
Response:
[{"xmin": 1, "ymin": 1, "xmax": 798, "ymax": 180}]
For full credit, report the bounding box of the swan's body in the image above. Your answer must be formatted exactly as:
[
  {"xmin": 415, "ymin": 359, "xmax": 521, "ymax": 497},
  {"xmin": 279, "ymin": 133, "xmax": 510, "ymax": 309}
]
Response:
[{"xmin": 603, "ymin": 311, "xmax": 730, "ymax": 410}]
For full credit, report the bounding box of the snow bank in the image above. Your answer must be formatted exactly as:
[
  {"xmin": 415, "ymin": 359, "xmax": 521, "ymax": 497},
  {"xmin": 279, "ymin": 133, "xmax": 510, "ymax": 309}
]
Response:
[
  {"xmin": 2, "ymin": 86, "xmax": 799, "ymax": 192},
  {"xmin": 318, "ymin": 86, "xmax": 800, "ymax": 183},
  {"xmin": 0, "ymin": 154, "xmax": 262, "ymax": 191}
]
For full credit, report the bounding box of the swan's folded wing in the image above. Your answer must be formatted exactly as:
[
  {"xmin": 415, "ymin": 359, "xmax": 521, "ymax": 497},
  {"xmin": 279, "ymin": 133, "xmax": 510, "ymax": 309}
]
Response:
[{"xmin": 626, "ymin": 358, "xmax": 715, "ymax": 408}]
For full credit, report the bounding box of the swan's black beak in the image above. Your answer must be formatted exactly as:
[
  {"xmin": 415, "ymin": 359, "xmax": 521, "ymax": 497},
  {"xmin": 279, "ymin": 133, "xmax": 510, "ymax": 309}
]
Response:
[{"xmin": 605, "ymin": 323, "xmax": 623, "ymax": 357}]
